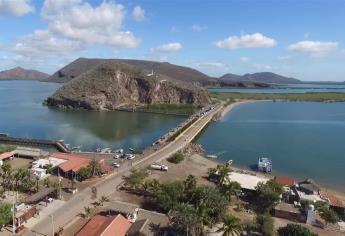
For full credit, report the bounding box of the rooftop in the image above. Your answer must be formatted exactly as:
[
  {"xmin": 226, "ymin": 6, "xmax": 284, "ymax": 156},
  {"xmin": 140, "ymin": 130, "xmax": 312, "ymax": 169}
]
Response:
[
  {"xmin": 274, "ymin": 202, "xmax": 301, "ymax": 214},
  {"xmin": 228, "ymin": 172, "xmax": 269, "ymax": 191},
  {"xmin": 51, "ymin": 152, "xmax": 90, "ymax": 173},
  {"xmin": 0, "ymin": 151, "xmax": 15, "ymax": 160},
  {"xmin": 321, "ymin": 192, "xmax": 345, "ymax": 209},
  {"xmin": 75, "ymin": 214, "xmax": 131, "ymax": 236},
  {"xmin": 274, "ymin": 175, "xmax": 296, "ymax": 187}
]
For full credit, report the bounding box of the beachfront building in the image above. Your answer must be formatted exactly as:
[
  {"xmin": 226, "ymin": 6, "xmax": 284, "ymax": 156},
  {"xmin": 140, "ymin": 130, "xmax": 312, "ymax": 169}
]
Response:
[
  {"xmin": 0, "ymin": 151, "xmax": 15, "ymax": 165},
  {"xmin": 227, "ymin": 172, "xmax": 269, "ymax": 192},
  {"xmin": 50, "ymin": 152, "xmax": 109, "ymax": 180},
  {"xmin": 31, "ymin": 157, "xmax": 67, "ymax": 179}
]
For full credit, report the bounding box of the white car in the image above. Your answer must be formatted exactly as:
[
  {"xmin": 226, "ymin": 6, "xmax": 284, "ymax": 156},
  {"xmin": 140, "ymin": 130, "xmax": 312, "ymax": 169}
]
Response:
[
  {"xmin": 112, "ymin": 162, "xmax": 120, "ymax": 168},
  {"xmin": 113, "ymin": 154, "xmax": 121, "ymax": 159},
  {"xmin": 126, "ymin": 154, "xmax": 135, "ymax": 160}
]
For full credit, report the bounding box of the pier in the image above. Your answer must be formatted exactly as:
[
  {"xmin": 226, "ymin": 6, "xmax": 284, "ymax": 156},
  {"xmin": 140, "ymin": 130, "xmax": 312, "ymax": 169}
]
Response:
[{"xmin": 0, "ymin": 135, "xmax": 71, "ymax": 153}]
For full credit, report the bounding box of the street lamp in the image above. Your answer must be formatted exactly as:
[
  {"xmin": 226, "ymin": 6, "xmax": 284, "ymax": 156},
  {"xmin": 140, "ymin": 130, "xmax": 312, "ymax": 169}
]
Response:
[{"xmin": 49, "ymin": 215, "xmax": 54, "ymax": 236}]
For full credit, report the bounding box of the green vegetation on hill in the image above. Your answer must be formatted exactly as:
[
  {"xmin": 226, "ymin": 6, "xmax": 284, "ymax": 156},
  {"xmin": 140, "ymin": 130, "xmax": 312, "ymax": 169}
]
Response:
[
  {"xmin": 211, "ymin": 92, "xmax": 345, "ymax": 102},
  {"xmin": 137, "ymin": 104, "xmax": 201, "ymax": 116}
]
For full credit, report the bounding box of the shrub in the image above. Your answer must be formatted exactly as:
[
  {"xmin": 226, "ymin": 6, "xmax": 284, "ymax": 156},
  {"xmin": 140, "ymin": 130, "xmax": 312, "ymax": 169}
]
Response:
[
  {"xmin": 278, "ymin": 223, "xmax": 318, "ymax": 236},
  {"xmin": 168, "ymin": 153, "xmax": 184, "ymax": 164}
]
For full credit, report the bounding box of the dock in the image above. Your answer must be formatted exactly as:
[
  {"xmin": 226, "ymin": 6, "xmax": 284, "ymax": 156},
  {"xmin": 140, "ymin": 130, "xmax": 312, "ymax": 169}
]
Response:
[{"xmin": 0, "ymin": 136, "xmax": 71, "ymax": 153}]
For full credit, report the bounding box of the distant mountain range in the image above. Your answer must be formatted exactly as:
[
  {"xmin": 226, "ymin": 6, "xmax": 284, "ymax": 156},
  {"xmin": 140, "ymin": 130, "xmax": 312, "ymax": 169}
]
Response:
[
  {"xmin": 46, "ymin": 58, "xmax": 271, "ymax": 89},
  {"xmin": 220, "ymin": 72, "xmax": 301, "ymax": 84},
  {"xmin": 0, "ymin": 67, "xmax": 49, "ymax": 81}
]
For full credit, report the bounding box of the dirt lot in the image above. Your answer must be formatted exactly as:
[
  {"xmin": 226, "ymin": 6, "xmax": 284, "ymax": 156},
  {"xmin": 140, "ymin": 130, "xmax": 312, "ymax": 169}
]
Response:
[{"xmin": 8, "ymin": 157, "xmax": 32, "ymax": 169}]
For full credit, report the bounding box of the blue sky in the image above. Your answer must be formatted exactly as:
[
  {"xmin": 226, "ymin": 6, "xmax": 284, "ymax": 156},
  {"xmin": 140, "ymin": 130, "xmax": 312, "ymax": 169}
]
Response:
[{"xmin": 0, "ymin": 0, "xmax": 344, "ymax": 81}]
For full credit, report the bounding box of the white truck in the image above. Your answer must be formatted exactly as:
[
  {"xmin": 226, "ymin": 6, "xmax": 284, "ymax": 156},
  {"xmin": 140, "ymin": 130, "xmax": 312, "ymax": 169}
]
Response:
[{"xmin": 150, "ymin": 163, "xmax": 168, "ymax": 171}]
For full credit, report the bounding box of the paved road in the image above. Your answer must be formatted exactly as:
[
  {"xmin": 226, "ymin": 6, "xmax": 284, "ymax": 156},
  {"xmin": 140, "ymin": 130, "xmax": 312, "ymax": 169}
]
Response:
[{"xmin": 23, "ymin": 105, "xmax": 222, "ymax": 236}]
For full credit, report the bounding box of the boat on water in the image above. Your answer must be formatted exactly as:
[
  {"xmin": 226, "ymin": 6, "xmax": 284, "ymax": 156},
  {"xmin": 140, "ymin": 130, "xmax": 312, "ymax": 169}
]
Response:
[
  {"xmin": 258, "ymin": 157, "xmax": 272, "ymax": 173},
  {"xmin": 227, "ymin": 160, "xmax": 233, "ymax": 165},
  {"xmin": 129, "ymin": 148, "xmax": 136, "ymax": 152}
]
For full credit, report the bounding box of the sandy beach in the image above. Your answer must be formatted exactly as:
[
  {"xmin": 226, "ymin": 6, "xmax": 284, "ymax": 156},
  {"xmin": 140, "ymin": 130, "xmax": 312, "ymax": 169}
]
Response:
[{"xmin": 219, "ymin": 99, "xmax": 271, "ymax": 120}]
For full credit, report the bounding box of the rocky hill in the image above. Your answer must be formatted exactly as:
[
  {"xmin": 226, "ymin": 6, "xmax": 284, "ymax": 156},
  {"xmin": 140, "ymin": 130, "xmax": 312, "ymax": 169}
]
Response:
[
  {"xmin": 46, "ymin": 58, "xmax": 211, "ymax": 85},
  {"xmin": 220, "ymin": 72, "xmax": 300, "ymax": 84},
  {"xmin": 46, "ymin": 62, "xmax": 211, "ymax": 110},
  {"xmin": 0, "ymin": 67, "xmax": 49, "ymax": 80}
]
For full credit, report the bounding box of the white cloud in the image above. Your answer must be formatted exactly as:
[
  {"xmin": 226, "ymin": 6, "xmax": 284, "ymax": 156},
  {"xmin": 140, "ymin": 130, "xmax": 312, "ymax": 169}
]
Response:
[
  {"xmin": 41, "ymin": 0, "xmax": 140, "ymax": 49},
  {"xmin": 132, "ymin": 5, "xmax": 145, "ymax": 21},
  {"xmin": 288, "ymin": 40, "xmax": 339, "ymax": 56},
  {"xmin": 215, "ymin": 33, "xmax": 276, "ymax": 49},
  {"xmin": 0, "ymin": 0, "xmax": 34, "ymax": 16},
  {"xmin": 195, "ymin": 62, "xmax": 225, "ymax": 69},
  {"xmin": 13, "ymin": 30, "xmax": 84, "ymax": 57},
  {"xmin": 154, "ymin": 42, "xmax": 182, "ymax": 53},
  {"xmin": 239, "ymin": 57, "xmax": 250, "ymax": 62},
  {"xmin": 192, "ymin": 24, "xmax": 206, "ymax": 32}
]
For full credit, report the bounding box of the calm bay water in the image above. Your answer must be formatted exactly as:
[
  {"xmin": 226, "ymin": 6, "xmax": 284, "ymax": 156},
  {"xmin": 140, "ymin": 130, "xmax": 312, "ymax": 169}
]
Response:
[
  {"xmin": 197, "ymin": 101, "xmax": 345, "ymax": 191},
  {"xmin": 209, "ymin": 83, "xmax": 345, "ymax": 93},
  {"xmin": 0, "ymin": 80, "xmax": 183, "ymax": 151}
]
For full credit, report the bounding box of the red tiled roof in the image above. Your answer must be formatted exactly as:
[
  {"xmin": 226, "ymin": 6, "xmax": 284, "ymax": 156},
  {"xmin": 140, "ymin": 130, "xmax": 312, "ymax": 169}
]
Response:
[
  {"xmin": 321, "ymin": 192, "xmax": 345, "ymax": 209},
  {"xmin": 274, "ymin": 176, "xmax": 296, "ymax": 187},
  {"xmin": 0, "ymin": 151, "xmax": 15, "ymax": 160},
  {"xmin": 75, "ymin": 214, "xmax": 131, "ymax": 236},
  {"xmin": 51, "ymin": 152, "xmax": 90, "ymax": 173}
]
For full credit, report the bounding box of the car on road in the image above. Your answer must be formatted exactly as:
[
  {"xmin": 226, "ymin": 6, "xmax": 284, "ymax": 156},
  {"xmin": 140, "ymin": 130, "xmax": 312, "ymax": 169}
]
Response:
[
  {"xmin": 126, "ymin": 154, "xmax": 135, "ymax": 160},
  {"xmin": 112, "ymin": 162, "xmax": 120, "ymax": 168},
  {"xmin": 150, "ymin": 163, "xmax": 168, "ymax": 171},
  {"xmin": 113, "ymin": 154, "xmax": 121, "ymax": 159}
]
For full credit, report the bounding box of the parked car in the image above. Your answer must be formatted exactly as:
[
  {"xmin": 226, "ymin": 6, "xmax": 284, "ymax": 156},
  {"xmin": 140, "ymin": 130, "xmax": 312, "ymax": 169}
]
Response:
[
  {"xmin": 112, "ymin": 162, "xmax": 120, "ymax": 168},
  {"xmin": 126, "ymin": 154, "xmax": 135, "ymax": 160}
]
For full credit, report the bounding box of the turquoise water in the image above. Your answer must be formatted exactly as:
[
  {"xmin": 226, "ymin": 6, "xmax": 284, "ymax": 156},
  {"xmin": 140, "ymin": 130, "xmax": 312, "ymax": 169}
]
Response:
[
  {"xmin": 209, "ymin": 83, "xmax": 345, "ymax": 93},
  {"xmin": 0, "ymin": 80, "xmax": 183, "ymax": 151},
  {"xmin": 197, "ymin": 101, "xmax": 345, "ymax": 191}
]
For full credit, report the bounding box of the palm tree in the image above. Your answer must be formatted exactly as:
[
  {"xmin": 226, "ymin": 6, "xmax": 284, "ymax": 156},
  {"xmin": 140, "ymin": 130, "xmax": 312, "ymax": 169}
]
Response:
[
  {"xmin": 217, "ymin": 164, "xmax": 232, "ymax": 186},
  {"xmin": 217, "ymin": 214, "xmax": 243, "ymax": 236},
  {"xmin": 184, "ymin": 175, "xmax": 197, "ymax": 190},
  {"xmin": 84, "ymin": 206, "xmax": 92, "ymax": 219},
  {"xmin": 99, "ymin": 195, "xmax": 109, "ymax": 206},
  {"xmin": 219, "ymin": 181, "xmax": 241, "ymax": 201}
]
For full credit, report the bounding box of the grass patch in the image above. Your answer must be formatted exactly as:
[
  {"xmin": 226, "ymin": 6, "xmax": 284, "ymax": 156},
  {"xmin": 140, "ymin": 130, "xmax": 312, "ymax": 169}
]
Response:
[
  {"xmin": 167, "ymin": 153, "xmax": 185, "ymax": 164},
  {"xmin": 0, "ymin": 145, "xmax": 16, "ymax": 154},
  {"xmin": 211, "ymin": 92, "xmax": 345, "ymax": 102},
  {"xmin": 137, "ymin": 104, "xmax": 201, "ymax": 116}
]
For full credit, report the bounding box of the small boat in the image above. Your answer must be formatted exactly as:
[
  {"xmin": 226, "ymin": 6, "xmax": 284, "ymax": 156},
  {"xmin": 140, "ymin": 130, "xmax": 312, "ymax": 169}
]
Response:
[
  {"xmin": 258, "ymin": 157, "xmax": 272, "ymax": 173},
  {"xmin": 96, "ymin": 148, "xmax": 102, "ymax": 153},
  {"xmin": 227, "ymin": 160, "xmax": 233, "ymax": 165},
  {"xmin": 207, "ymin": 155, "xmax": 217, "ymax": 159},
  {"xmin": 129, "ymin": 148, "xmax": 136, "ymax": 152},
  {"xmin": 71, "ymin": 145, "xmax": 82, "ymax": 151}
]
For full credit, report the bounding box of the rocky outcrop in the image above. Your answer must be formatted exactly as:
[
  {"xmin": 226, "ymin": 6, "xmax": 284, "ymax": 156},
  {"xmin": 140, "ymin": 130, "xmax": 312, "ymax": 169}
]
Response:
[{"xmin": 46, "ymin": 62, "xmax": 211, "ymax": 110}]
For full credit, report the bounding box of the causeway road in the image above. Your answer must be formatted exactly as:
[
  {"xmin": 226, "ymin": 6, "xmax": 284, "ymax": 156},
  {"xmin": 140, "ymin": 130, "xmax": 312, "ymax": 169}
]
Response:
[{"xmin": 24, "ymin": 104, "xmax": 223, "ymax": 236}]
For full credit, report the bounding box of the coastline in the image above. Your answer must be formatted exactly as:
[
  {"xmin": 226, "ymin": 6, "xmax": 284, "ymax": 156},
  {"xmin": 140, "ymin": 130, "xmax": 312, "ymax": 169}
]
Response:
[
  {"xmin": 219, "ymin": 99, "xmax": 271, "ymax": 120},
  {"xmin": 204, "ymin": 100, "xmax": 345, "ymax": 201}
]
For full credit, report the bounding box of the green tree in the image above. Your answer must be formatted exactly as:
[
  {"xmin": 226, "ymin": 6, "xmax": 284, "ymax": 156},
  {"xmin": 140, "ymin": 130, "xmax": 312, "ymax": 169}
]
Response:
[
  {"xmin": 89, "ymin": 159, "xmax": 102, "ymax": 177},
  {"xmin": 216, "ymin": 214, "xmax": 243, "ymax": 236},
  {"xmin": 99, "ymin": 195, "xmax": 109, "ymax": 206},
  {"xmin": 125, "ymin": 168, "xmax": 149, "ymax": 190},
  {"xmin": 278, "ymin": 223, "xmax": 318, "ymax": 236},
  {"xmin": 217, "ymin": 163, "xmax": 232, "ymax": 186},
  {"xmin": 317, "ymin": 205, "xmax": 339, "ymax": 225},
  {"xmin": 219, "ymin": 181, "xmax": 241, "ymax": 202},
  {"xmin": 156, "ymin": 181, "xmax": 185, "ymax": 212},
  {"xmin": 78, "ymin": 167, "xmax": 92, "ymax": 181},
  {"xmin": 256, "ymin": 214, "xmax": 274, "ymax": 236},
  {"xmin": 255, "ymin": 179, "xmax": 283, "ymax": 213},
  {"xmin": 172, "ymin": 203, "xmax": 205, "ymax": 236},
  {"xmin": 167, "ymin": 153, "xmax": 184, "ymax": 164},
  {"xmin": 83, "ymin": 206, "xmax": 92, "ymax": 219},
  {"xmin": 1, "ymin": 162, "xmax": 12, "ymax": 191},
  {"xmin": 0, "ymin": 203, "xmax": 12, "ymax": 228},
  {"xmin": 184, "ymin": 174, "xmax": 197, "ymax": 190}
]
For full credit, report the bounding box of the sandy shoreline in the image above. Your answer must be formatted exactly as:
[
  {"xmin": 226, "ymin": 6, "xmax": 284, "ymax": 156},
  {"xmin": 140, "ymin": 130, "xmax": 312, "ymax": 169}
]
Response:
[
  {"xmin": 212, "ymin": 100, "xmax": 345, "ymax": 200},
  {"xmin": 219, "ymin": 99, "xmax": 271, "ymax": 120}
]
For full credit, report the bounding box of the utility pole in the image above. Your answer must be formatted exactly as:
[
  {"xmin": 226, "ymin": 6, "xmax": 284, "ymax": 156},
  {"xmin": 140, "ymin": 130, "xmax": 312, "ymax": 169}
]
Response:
[
  {"xmin": 50, "ymin": 215, "xmax": 54, "ymax": 236},
  {"xmin": 12, "ymin": 192, "xmax": 16, "ymax": 234}
]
